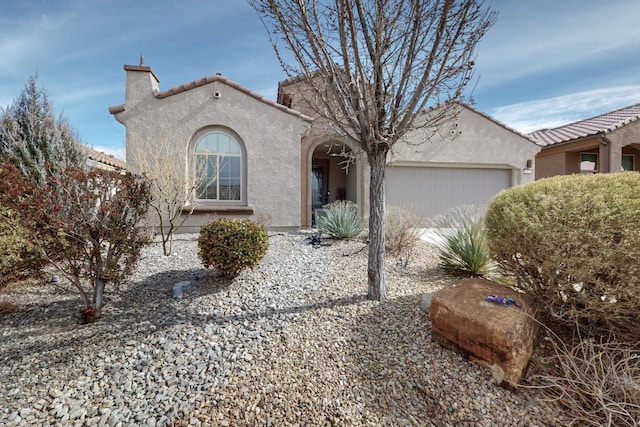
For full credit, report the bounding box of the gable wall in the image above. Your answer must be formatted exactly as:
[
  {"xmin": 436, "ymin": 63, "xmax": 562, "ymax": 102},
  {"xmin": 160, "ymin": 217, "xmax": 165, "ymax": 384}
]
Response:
[
  {"xmin": 389, "ymin": 107, "xmax": 540, "ymax": 186},
  {"xmin": 119, "ymin": 76, "xmax": 309, "ymax": 230}
]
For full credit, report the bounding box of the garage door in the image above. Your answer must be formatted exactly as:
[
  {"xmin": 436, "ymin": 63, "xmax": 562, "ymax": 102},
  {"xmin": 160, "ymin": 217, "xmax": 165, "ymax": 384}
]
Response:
[{"xmin": 385, "ymin": 166, "xmax": 512, "ymax": 221}]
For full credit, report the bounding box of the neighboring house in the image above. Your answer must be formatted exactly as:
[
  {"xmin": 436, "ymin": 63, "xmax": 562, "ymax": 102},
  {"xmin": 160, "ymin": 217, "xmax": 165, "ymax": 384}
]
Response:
[
  {"xmin": 109, "ymin": 60, "xmax": 539, "ymax": 231},
  {"xmin": 530, "ymin": 103, "xmax": 640, "ymax": 178},
  {"xmin": 82, "ymin": 146, "xmax": 127, "ymax": 171}
]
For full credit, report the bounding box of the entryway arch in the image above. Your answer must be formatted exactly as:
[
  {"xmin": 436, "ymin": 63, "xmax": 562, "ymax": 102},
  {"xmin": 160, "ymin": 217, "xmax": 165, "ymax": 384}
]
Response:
[{"xmin": 302, "ymin": 137, "xmax": 363, "ymax": 228}]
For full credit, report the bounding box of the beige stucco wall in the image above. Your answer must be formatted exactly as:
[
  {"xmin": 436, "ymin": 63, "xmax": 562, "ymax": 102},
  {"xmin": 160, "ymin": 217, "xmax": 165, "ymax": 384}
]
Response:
[
  {"xmin": 113, "ymin": 68, "xmax": 310, "ymax": 232},
  {"xmin": 389, "ymin": 105, "xmax": 541, "ymax": 186}
]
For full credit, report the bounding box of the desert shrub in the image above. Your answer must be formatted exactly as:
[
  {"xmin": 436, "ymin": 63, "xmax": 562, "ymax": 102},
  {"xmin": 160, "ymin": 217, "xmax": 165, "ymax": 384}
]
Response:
[
  {"xmin": 0, "ymin": 161, "xmax": 152, "ymax": 321},
  {"xmin": 384, "ymin": 206, "xmax": 421, "ymax": 265},
  {"xmin": 198, "ymin": 218, "xmax": 269, "ymax": 279},
  {"xmin": 430, "ymin": 205, "xmax": 496, "ymax": 278},
  {"xmin": 485, "ymin": 173, "xmax": 640, "ymax": 340},
  {"xmin": 316, "ymin": 200, "xmax": 363, "ymax": 239},
  {"xmin": 0, "ymin": 206, "xmax": 45, "ymax": 287}
]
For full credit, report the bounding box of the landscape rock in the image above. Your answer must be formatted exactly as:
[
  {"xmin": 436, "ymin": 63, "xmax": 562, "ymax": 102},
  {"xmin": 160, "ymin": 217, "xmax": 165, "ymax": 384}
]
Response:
[
  {"xmin": 429, "ymin": 277, "xmax": 538, "ymax": 388},
  {"xmin": 419, "ymin": 292, "xmax": 433, "ymax": 314}
]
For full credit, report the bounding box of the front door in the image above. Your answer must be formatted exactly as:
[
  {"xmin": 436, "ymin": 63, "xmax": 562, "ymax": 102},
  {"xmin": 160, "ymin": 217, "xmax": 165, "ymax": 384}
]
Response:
[{"xmin": 311, "ymin": 161, "xmax": 329, "ymax": 225}]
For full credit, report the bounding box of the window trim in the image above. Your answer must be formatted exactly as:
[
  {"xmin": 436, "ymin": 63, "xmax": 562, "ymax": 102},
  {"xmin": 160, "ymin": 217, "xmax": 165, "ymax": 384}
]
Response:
[{"xmin": 190, "ymin": 127, "xmax": 247, "ymax": 206}]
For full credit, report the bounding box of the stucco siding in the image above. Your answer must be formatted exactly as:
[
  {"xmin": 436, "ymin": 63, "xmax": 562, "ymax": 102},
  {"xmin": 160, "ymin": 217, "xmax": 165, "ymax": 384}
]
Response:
[
  {"xmin": 115, "ymin": 69, "xmax": 309, "ymax": 231},
  {"xmin": 390, "ymin": 106, "xmax": 540, "ymax": 186}
]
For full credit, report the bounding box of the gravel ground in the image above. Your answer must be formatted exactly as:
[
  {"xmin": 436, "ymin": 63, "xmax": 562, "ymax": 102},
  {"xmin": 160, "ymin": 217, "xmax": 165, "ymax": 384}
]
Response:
[{"xmin": 0, "ymin": 232, "xmax": 567, "ymax": 426}]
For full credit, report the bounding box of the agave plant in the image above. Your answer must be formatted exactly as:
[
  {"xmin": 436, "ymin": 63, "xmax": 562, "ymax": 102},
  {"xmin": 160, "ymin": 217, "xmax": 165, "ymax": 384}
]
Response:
[
  {"xmin": 430, "ymin": 206, "xmax": 497, "ymax": 278},
  {"xmin": 316, "ymin": 200, "xmax": 363, "ymax": 239}
]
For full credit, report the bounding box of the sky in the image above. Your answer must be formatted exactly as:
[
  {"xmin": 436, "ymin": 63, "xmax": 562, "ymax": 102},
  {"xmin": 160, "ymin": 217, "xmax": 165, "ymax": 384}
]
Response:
[{"xmin": 1, "ymin": 0, "xmax": 640, "ymax": 160}]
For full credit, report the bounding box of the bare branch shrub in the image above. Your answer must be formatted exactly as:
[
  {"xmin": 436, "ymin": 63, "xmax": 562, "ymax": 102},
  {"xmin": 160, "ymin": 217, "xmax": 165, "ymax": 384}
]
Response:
[
  {"xmin": 528, "ymin": 330, "xmax": 640, "ymax": 427},
  {"xmin": 128, "ymin": 133, "xmax": 220, "ymax": 256},
  {"xmin": 384, "ymin": 206, "xmax": 421, "ymax": 267}
]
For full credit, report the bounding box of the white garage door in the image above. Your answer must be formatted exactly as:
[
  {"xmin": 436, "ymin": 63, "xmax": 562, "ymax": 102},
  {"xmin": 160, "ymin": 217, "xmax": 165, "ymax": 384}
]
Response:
[{"xmin": 386, "ymin": 166, "xmax": 512, "ymax": 221}]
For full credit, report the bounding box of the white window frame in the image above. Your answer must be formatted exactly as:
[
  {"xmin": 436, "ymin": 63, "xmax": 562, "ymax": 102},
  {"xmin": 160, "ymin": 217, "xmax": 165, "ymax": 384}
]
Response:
[{"xmin": 192, "ymin": 129, "xmax": 246, "ymax": 205}]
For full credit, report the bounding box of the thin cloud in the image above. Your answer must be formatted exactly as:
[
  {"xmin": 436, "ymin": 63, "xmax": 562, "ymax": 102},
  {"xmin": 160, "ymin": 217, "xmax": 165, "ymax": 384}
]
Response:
[
  {"xmin": 489, "ymin": 85, "xmax": 640, "ymax": 133},
  {"xmin": 476, "ymin": 0, "xmax": 640, "ymax": 88}
]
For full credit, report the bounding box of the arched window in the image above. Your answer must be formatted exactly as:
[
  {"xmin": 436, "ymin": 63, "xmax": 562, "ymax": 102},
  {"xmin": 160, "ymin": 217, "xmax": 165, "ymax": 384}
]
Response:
[{"xmin": 194, "ymin": 131, "xmax": 242, "ymax": 201}]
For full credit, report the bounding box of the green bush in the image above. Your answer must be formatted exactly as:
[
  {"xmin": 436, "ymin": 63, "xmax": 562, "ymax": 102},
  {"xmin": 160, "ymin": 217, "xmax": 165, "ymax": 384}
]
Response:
[
  {"xmin": 198, "ymin": 218, "xmax": 269, "ymax": 279},
  {"xmin": 317, "ymin": 200, "xmax": 363, "ymax": 239},
  {"xmin": 485, "ymin": 172, "xmax": 640, "ymax": 339},
  {"xmin": 0, "ymin": 206, "xmax": 45, "ymax": 287},
  {"xmin": 430, "ymin": 206, "xmax": 496, "ymax": 278}
]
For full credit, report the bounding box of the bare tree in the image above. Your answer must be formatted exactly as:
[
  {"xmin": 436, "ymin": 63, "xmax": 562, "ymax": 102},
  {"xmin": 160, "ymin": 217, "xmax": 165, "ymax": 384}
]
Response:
[
  {"xmin": 250, "ymin": 0, "xmax": 495, "ymax": 299},
  {"xmin": 128, "ymin": 133, "xmax": 224, "ymax": 256}
]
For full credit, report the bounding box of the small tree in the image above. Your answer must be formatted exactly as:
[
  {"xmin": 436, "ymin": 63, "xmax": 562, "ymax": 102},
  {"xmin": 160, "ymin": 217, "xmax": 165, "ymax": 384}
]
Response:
[
  {"xmin": 0, "ymin": 75, "xmax": 86, "ymax": 185},
  {"xmin": 128, "ymin": 133, "xmax": 222, "ymax": 256},
  {"xmin": 0, "ymin": 161, "xmax": 152, "ymax": 322},
  {"xmin": 250, "ymin": 0, "xmax": 495, "ymax": 300}
]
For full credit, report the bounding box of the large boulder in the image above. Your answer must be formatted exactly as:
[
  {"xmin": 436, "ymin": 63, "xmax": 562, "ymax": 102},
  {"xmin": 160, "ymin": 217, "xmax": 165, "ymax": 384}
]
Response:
[{"xmin": 429, "ymin": 278, "xmax": 538, "ymax": 388}]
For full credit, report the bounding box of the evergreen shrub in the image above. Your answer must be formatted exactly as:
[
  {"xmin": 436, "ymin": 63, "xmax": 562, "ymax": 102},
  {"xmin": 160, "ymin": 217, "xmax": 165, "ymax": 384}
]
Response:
[
  {"xmin": 485, "ymin": 172, "xmax": 640, "ymax": 339},
  {"xmin": 198, "ymin": 218, "xmax": 269, "ymax": 279},
  {"xmin": 0, "ymin": 206, "xmax": 45, "ymax": 287}
]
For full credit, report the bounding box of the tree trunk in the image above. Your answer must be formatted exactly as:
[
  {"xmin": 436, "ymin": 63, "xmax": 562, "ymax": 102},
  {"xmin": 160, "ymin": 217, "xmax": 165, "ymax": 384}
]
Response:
[
  {"xmin": 367, "ymin": 146, "xmax": 387, "ymax": 301},
  {"xmin": 93, "ymin": 277, "xmax": 106, "ymax": 316}
]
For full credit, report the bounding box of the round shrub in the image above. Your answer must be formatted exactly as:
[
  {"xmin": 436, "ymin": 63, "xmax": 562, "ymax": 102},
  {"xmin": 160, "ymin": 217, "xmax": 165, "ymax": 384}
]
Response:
[
  {"xmin": 485, "ymin": 172, "xmax": 640, "ymax": 338},
  {"xmin": 198, "ymin": 218, "xmax": 269, "ymax": 279}
]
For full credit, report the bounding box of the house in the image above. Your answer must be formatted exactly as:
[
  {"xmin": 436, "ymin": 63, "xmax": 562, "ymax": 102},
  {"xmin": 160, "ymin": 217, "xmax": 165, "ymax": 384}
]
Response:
[
  {"xmin": 530, "ymin": 103, "xmax": 640, "ymax": 178},
  {"xmin": 109, "ymin": 60, "xmax": 540, "ymax": 231},
  {"xmin": 278, "ymin": 78, "xmax": 541, "ymax": 227},
  {"xmin": 82, "ymin": 146, "xmax": 127, "ymax": 171},
  {"xmin": 109, "ymin": 61, "xmax": 312, "ymax": 232}
]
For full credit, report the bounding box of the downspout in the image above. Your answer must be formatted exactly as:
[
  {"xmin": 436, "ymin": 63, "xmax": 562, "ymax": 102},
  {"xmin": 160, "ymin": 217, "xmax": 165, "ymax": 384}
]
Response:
[{"xmin": 599, "ymin": 135, "xmax": 612, "ymax": 173}]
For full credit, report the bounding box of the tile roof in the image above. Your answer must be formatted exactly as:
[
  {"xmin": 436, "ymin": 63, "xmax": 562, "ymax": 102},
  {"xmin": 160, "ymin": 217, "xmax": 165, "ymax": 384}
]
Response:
[
  {"xmin": 82, "ymin": 146, "xmax": 127, "ymax": 170},
  {"xmin": 108, "ymin": 70, "xmax": 314, "ymax": 123},
  {"xmin": 528, "ymin": 103, "xmax": 640, "ymax": 146}
]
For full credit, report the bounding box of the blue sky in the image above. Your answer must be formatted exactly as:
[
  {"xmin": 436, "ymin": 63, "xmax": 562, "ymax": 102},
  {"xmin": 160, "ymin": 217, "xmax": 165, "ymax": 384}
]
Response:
[{"xmin": 2, "ymin": 0, "xmax": 639, "ymax": 160}]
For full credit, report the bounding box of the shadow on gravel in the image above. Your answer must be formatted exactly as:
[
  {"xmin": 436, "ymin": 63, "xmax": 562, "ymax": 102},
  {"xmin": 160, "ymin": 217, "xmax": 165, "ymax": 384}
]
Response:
[
  {"xmin": 0, "ymin": 267, "xmax": 229, "ymax": 366},
  {"xmin": 346, "ymin": 293, "xmax": 453, "ymax": 427},
  {"xmin": 203, "ymin": 293, "xmax": 369, "ymax": 325}
]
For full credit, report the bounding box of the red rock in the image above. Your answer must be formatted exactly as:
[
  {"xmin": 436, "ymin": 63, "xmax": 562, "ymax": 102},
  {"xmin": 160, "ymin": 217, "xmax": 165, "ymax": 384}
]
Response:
[{"xmin": 429, "ymin": 277, "xmax": 538, "ymax": 388}]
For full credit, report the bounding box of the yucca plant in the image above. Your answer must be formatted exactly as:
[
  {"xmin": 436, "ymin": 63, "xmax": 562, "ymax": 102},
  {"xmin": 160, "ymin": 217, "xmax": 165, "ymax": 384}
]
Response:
[
  {"xmin": 430, "ymin": 206, "xmax": 496, "ymax": 278},
  {"xmin": 316, "ymin": 200, "xmax": 363, "ymax": 239}
]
